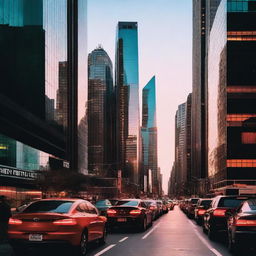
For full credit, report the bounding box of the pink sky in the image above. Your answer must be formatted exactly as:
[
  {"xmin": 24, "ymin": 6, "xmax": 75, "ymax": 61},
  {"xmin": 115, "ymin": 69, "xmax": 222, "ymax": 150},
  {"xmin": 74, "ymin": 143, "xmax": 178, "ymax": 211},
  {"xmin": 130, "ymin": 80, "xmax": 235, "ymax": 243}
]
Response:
[{"xmin": 88, "ymin": 0, "xmax": 192, "ymax": 193}]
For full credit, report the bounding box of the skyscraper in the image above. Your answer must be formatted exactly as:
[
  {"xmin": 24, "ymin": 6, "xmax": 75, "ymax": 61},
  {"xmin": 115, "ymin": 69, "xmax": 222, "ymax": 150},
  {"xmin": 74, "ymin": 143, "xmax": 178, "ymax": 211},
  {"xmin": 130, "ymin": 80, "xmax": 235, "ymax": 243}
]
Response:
[
  {"xmin": 208, "ymin": 0, "xmax": 256, "ymax": 193},
  {"xmin": 141, "ymin": 76, "xmax": 158, "ymax": 195},
  {"xmin": 88, "ymin": 46, "xmax": 114, "ymax": 177},
  {"xmin": 115, "ymin": 22, "xmax": 140, "ymax": 186}
]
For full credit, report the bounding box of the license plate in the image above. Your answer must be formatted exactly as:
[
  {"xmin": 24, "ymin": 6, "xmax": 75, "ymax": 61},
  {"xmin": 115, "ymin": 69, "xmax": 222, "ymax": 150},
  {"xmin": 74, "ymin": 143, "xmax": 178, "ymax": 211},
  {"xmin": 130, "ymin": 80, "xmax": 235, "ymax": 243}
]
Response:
[
  {"xmin": 29, "ymin": 234, "xmax": 43, "ymax": 241},
  {"xmin": 117, "ymin": 218, "xmax": 127, "ymax": 222}
]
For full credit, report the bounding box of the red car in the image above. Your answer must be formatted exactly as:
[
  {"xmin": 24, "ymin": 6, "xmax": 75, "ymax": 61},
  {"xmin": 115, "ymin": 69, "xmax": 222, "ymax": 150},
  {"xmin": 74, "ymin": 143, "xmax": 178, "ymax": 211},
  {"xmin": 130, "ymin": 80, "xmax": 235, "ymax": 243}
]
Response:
[{"xmin": 8, "ymin": 198, "xmax": 107, "ymax": 255}]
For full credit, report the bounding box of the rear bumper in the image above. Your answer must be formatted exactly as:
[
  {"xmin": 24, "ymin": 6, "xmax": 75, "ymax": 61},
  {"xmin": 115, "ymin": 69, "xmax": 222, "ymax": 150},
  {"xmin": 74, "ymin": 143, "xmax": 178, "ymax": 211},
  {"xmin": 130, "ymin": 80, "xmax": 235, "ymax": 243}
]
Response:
[
  {"xmin": 8, "ymin": 231, "xmax": 80, "ymax": 246},
  {"xmin": 107, "ymin": 217, "xmax": 143, "ymax": 227}
]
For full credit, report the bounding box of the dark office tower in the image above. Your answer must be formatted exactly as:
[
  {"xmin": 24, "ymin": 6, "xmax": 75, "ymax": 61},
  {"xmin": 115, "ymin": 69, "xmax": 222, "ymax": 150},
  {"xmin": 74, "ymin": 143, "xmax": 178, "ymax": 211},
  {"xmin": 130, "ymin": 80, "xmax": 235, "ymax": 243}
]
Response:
[
  {"xmin": 192, "ymin": 0, "xmax": 208, "ymax": 183},
  {"xmin": 116, "ymin": 22, "xmax": 140, "ymax": 185},
  {"xmin": 88, "ymin": 46, "xmax": 113, "ymax": 176},
  {"xmin": 175, "ymin": 103, "xmax": 186, "ymax": 196},
  {"xmin": 208, "ymin": 0, "xmax": 256, "ymax": 193},
  {"xmin": 0, "ymin": 0, "xmax": 87, "ymax": 202},
  {"xmin": 57, "ymin": 61, "xmax": 68, "ymax": 129},
  {"xmin": 185, "ymin": 93, "xmax": 192, "ymax": 194},
  {"xmin": 141, "ymin": 76, "xmax": 158, "ymax": 195}
]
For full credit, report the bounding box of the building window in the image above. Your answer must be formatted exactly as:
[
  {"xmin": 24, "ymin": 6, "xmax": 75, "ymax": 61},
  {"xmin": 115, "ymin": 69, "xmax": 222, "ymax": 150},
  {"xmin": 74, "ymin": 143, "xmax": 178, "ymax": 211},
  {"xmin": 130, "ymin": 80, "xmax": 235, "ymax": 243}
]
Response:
[{"xmin": 241, "ymin": 132, "xmax": 256, "ymax": 144}]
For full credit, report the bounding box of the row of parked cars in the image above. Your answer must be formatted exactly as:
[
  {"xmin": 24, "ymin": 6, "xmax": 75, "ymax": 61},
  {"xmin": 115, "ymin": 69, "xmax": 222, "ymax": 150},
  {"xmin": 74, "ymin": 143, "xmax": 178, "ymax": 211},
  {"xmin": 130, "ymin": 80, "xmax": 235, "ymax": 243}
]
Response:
[
  {"xmin": 180, "ymin": 195, "xmax": 256, "ymax": 255},
  {"xmin": 8, "ymin": 197, "xmax": 172, "ymax": 255}
]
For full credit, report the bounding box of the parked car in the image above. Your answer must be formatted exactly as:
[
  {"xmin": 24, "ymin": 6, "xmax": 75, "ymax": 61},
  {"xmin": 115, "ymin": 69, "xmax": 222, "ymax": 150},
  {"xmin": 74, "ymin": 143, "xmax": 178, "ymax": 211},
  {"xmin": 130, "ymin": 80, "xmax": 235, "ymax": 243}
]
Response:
[
  {"xmin": 194, "ymin": 198, "xmax": 212, "ymax": 225},
  {"xmin": 187, "ymin": 198, "xmax": 200, "ymax": 219},
  {"xmin": 227, "ymin": 199, "xmax": 256, "ymax": 254},
  {"xmin": 162, "ymin": 200, "xmax": 169, "ymax": 214},
  {"xmin": 106, "ymin": 199, "xmax": 153, "ymax": 231},
  {"xmin": 8, "ymin": 198, "xmax": 107, "ymax": 256},
  {"xmin": 95, "ymin": 199, "xmax": 112, "ymax": 216},
  {"xmin": 203, "ymin": 195, "xmax": 252, "ymax": 240}
]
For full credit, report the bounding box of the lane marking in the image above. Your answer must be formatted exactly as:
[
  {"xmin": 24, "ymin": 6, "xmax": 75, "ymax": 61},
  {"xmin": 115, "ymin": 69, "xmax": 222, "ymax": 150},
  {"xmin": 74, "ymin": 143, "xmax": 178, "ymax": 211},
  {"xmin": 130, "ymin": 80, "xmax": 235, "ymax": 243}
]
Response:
[
  {"xmin": 142, "ymin": 224, "xmax": 159, "ymax": 240},
  {"xmin": 188, "ymin": 220, "xmax": 223, "ymax": 256},
  {"xmin": 119, "ymin": 236, "xmax": 128, "ymax": 243},
  {"xmin": 94, "ymin": 244, "xmax": 116, "ymax": 256}
]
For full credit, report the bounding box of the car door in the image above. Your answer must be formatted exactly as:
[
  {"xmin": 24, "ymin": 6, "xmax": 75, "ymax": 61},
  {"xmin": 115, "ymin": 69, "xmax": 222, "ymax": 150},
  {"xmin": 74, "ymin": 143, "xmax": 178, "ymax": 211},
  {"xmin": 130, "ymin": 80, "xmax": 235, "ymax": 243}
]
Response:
[
  {"xmin": 141, "ymin": 201, "xmax": 151, "ymax": 225},
  {"xmin": 86, "ymin": 202, "xmax": 103, "ymax": 240}
]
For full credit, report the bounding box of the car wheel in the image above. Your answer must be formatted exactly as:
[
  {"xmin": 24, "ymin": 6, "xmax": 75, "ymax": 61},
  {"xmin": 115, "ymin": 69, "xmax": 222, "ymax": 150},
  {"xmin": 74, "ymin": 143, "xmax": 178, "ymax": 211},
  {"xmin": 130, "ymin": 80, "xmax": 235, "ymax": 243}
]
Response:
[
  {"xmin": 99, "ymin": 225, "xmax": 107, "ymax": 245},
  {"xmin": 140, "ymin": 217, "xmax": 147, "ymax": 232},
  {"xmin": 208, "ymin": 227, "xmax": 217, "ymax": 241},
  {"xmin": 79, "ymin": 231, "xmax": 88, "ymax": 256}
]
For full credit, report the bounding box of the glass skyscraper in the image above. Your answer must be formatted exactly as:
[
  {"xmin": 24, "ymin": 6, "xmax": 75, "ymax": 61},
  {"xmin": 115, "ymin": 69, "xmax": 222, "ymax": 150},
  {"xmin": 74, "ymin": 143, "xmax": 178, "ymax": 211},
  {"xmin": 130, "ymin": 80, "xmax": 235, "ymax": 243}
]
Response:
[
  {"xmin": 88, "ymin": 46, "xmax": 114, "ymax": 177},
  {"xmin": 208, "ymin": 0, "xmax": 256, "ymax": 193},
  {"xmin": 115, "ymin": 22, "xmax": 140, "ymax": 186},
  {"xmin": 0, "ymin": 0, "xmax": 87, "ymax": 205},
  {"xmin": 141, "ymin": 76, "xmax": 158, "ymax": 194}
]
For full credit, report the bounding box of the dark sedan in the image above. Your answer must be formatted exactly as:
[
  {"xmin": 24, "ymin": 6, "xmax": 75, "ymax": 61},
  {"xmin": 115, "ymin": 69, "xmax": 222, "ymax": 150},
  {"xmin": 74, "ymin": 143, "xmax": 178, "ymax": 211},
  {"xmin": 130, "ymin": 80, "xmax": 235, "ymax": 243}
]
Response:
[
  {"xmin": 107, "ymin": 199, "xmax": 153, "ymax": 232},
  {"xmin": 203, "ymin": 195, "xmax": 252, "ymax": 240},
  {"xmin": 95, "ymin": 199, "xmax": 112, "ymax": 216},
  {"xmin": 194, "ymin": 198, "xmax": 212, "ymax": 225},
  {"xmin": 227, "ymin": 199, "xmax": 256, "ymax": 254}
]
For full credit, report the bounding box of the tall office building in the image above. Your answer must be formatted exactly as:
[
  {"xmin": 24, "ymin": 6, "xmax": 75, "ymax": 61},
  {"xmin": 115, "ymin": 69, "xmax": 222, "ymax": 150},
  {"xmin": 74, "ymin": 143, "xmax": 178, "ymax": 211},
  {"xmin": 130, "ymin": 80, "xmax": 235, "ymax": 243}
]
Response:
[
  {"xmin": 141, "ymin": 76, "xmax": 158, "ymax": 195},
  {"xmin": 115, "ymin": 22, "xmax": 140, "ymax": 186},
  {"xmin": 192, "ymin": 0, "xmax": 208, "ymax": 182},
  {"xmin": 208, "ymin": 0, "xmax": 256, "ymax": 193},
  {"xmin": 88, "ymin": 46, "xmax": 114, "ymax": 177},
  {"xmin": 0, "ymin": 0, "xmax": 88, "ymax": 204}
]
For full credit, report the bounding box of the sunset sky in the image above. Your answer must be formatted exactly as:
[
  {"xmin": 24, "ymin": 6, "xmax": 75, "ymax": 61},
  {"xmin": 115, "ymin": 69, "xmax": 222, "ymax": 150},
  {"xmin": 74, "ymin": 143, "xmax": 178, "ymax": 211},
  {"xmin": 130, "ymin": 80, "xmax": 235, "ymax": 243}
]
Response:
[{"xmin": 88, "ymin": 0, "xmax": 192, "ymax": 193}]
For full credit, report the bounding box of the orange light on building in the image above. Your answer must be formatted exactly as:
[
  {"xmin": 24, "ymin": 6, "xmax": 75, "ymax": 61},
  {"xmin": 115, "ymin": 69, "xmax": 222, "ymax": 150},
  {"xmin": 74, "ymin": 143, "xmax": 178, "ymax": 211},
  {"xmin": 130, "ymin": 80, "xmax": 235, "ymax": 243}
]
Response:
[
  {"xmin": 227, "ymin": 159, "xmax": 256, "ymax": 168},
  {"xmin": 227, "ymin": 86, "xmax": 256, "ymax": 93},
  {"xmin": 228, "ymin": 31, "xmax": 256, "ymax": 41},
  {"xmin": 227, "ymin": 114, "xmax": 256, "ymax": 122}
]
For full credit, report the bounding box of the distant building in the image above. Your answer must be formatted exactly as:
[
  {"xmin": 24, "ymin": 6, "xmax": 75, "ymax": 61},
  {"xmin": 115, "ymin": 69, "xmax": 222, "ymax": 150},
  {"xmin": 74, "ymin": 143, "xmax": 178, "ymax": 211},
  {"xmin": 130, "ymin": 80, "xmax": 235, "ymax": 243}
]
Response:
[
  {"xmin": 115, "ymin": 22, "xmax": 140, "ymax": 187},
  {"xmin": 141, "ymin": 76, "xmax": 159, "ymax": 195},
  {"xmin": 88, "ymin": 47, "xmax": 114, "ymax": 177}
]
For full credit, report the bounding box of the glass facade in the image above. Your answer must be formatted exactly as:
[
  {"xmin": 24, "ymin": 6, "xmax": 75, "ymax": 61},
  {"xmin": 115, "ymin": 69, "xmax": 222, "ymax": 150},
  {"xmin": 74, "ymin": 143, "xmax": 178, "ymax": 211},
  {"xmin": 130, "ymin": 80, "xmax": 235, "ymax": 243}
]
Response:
[
  {"xmin": 88, "ymin": 47, "xmax": 113, "ymax": 176},
  {"xmin": 0, "ymin": 0, "xmax": 88, "ymax": 203},
  {"xmin": 116, "ymin": 22, "xmax": 140, "ymax": 184},
  {"xmin": 141, "ymin": 76, "xmax": 158, "ymax": 194},
  {"xmin": 208, "ymin": 0, "xmax": 227, "ymax": 180},
  {"xmin": 208, "ymin": 0, "xmax": 256, "ymax": 189}
]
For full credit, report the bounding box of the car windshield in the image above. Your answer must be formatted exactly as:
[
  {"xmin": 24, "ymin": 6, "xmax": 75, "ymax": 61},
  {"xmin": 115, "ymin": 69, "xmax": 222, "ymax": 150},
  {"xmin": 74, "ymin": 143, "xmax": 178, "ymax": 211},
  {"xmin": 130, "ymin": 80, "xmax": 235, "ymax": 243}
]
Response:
[
  {"xmin": 200, "ymin": 200, "xmax": 212, "ymax": 207},
  {"xmin": 95, "ymin": 200, "xmax": 110, "ymax": 207},
  {"xmin": 218, "ymin": 197, "xmax": 248, "ymax": 208},
  {"xmin": 22, "ymin": 201, "xmax": 73, "ymax": 213},
  {"xmin": 116, "ymin": 200, "xmax": 139, "ymax": 206},
  {"xmin": 191, "ymin": 199, "xmax": 199, "ymax": 204}
]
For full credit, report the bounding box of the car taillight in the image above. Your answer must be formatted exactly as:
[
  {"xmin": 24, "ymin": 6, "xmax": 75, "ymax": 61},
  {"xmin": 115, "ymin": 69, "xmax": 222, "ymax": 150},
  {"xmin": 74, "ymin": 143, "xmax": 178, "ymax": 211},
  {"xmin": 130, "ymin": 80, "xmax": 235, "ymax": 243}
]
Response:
[
  {"xmin": 130, "ymin": 209, "xmax": 141, "ymax": 215},
  {"xmin": 213, "ymin": 209, "xmax": 226, "ymax": 217},
  {"xmin": 150, "ymin": 206, "xmax": 156, "ymax": 210},
  {"xmin": 198, "ymin": 209, "xmax": 206, "ymax": 215},
  {"xmin": 53, "ymin": 218, "xmax": 77, "ymax": 225},
  {"xmin": 236, "ymin": 219, "xmax": 256, "ymax": 226},
  {"xmin": 107, "ymin": 209, "xmax": 117, "ymax": 216},
  {"xmin": 9, "ymin": 218, "xmax": 22, "ymax": 225}
]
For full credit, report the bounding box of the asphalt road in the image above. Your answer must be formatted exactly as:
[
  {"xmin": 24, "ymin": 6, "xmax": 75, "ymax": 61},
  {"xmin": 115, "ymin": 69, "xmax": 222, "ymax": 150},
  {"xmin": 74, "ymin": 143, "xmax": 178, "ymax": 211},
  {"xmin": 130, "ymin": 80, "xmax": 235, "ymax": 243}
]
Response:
[
  {"xmin": 5, "ymin": 207, "xmax": 253, "ymax": 256},
  {"xmin": 87, "ymin": 207, "xmax": 232, "ymax": 256}
]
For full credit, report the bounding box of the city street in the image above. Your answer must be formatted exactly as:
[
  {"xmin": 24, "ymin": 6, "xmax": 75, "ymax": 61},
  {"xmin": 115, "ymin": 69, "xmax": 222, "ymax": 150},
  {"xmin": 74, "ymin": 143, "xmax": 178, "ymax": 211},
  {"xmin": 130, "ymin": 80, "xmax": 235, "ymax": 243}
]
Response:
[{"xmin": 87, "ymin": 207, "xmax": 231, "ymax": 256}]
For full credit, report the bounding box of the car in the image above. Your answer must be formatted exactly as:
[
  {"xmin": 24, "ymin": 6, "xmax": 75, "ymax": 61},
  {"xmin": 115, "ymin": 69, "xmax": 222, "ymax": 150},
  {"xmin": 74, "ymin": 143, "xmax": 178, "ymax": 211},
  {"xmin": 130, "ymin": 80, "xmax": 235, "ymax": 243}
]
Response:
[
  {"xmin": 95, "ymin": 199, "xmax": 112, "ymax": 216},
  {"xmin": 162, "ymin": 200, "xmax": 169, "ymax": 214},
  {"xmin": 143, "ymin": 200, "xmax": 158, "ymax": 220},
  {"xmin": 167, "ymin": 200, "xmax": 174, "ymax": 210},
  {"xmin": 156, "ymin": 200, "xmax": 164, "ymax": 216},
  {"xmin": 203, "ymin": 195, "xmax": 252, "ymax": 241},
  {"xmin": 227, "ymin": 199, "xmax": 256, "ymax": 254},
  {"xmin": 8, "ymin": 198, "xmax": 107, "ymax": 256},
  {"xmin": 194, "ymin": 198, "xmax": 212, "ymax": 225},
  {"xmin": 106, "ymin": 199, "xmax": 153, "ymax": 231},
  {"xmin": 187, "ymin": 198, "xmax": 200, "ymax": 219}
]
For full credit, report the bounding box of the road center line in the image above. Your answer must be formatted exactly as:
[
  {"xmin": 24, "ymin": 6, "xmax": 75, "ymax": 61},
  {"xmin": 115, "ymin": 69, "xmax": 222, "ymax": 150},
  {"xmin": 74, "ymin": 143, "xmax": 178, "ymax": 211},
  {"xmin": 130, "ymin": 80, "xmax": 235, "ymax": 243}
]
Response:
[
  {"xmin": 188, "ymin": 220, "xmax": 223, "ymax": 256},
  {"xmin": 141, "ymin": 224, "xmax": 159, "ymax": 240},
  {"xmin": 94, "ymin": 244, "xmax": 116, "ymax": 256},
  {"xmin": 119, "ymin": 237, "xmax": 128, "ymax": 243}
]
